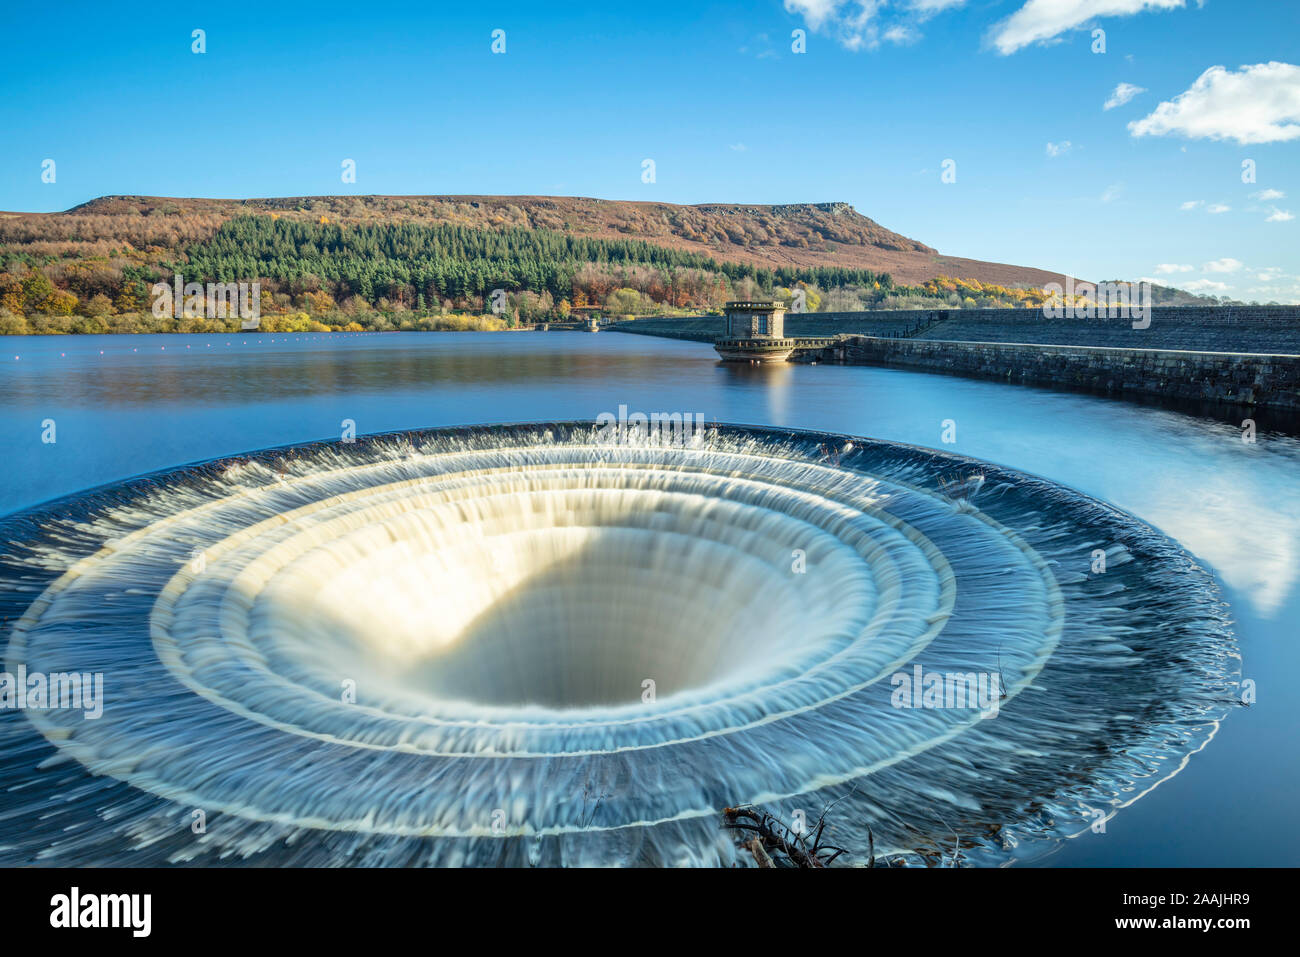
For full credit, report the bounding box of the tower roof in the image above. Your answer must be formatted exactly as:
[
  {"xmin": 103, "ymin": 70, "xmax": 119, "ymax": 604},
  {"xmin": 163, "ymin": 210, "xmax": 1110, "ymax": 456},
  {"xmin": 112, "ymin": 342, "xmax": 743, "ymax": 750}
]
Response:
[{"xmin": 724, "ymin": 300, "xmax": 784, "ymax": 311}]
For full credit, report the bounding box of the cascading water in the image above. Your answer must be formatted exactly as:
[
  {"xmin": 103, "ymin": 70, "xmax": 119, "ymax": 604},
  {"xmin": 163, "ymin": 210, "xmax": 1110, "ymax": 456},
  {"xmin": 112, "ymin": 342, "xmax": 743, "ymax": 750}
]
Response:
[{"xmin": 0, "ymin": 422, "xmax": 1238, "ymax": 866}]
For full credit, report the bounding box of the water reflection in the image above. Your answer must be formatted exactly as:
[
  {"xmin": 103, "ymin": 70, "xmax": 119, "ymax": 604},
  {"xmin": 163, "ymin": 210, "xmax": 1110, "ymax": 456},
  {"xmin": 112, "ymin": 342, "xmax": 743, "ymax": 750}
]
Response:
[
  {"xmin": 2, "ymin": 331, "xmax": 1298, "ymax": 620},
  {"xmin": 716, "ymin": 359, "xmax": 794, "ymax": 424},
  {"xmin": 952, "ymin": 399, "xmax": 1300, "ymax": 620}
]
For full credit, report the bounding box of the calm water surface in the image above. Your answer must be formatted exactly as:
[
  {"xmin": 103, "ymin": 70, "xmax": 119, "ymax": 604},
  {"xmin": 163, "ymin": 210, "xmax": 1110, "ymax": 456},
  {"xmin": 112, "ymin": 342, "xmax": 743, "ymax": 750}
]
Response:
[{"xmin": 2, "ymin": 331, "xmax": 1297, "ymax": 866}]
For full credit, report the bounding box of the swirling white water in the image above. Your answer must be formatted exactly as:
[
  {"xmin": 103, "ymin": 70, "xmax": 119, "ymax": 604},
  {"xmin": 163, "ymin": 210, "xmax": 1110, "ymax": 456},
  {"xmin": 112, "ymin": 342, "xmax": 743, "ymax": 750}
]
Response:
[{"xmin": 0, "ymin": 422, "xmax": 1237, "ymax": 866}]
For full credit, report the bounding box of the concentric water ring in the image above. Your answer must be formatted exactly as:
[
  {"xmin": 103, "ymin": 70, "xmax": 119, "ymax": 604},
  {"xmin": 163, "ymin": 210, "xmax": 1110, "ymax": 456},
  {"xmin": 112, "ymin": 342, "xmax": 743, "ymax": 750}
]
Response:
[{"xmin": 0, "ymin": 423, "xmax": 1238, "ymax": 866}]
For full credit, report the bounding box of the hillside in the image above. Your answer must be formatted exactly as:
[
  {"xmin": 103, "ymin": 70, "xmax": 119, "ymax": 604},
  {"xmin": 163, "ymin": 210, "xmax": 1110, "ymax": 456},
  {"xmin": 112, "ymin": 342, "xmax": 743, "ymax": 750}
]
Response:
[
  {"xmin": 3, "ymin": 194, "xmax": 1248, "ymax": 337},
  {"xmin": 2, "ymin": 194, "xmax": 1075, "ymax": 289}
]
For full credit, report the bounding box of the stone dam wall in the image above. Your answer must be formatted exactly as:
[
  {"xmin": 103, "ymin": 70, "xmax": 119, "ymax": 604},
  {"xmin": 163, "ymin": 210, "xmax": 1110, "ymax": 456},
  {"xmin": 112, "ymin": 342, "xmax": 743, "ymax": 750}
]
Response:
[
  {"xmin": 612, "ymin": 305, "xmax": 1300, "ymax": 352},
  {"xmin": 821, "ymin": 336, "xmax": 1300, "ymax": 411},
  {"xmin": 608, "ymin": 307, "xmax": 1300, "ymax": 411}
]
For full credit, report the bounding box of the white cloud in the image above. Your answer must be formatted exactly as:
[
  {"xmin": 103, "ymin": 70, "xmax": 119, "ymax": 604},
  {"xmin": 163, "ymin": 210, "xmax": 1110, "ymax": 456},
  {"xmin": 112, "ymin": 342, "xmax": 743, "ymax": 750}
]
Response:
[
  {"xmin": 729, "ymin": 143, "xmax": 747, "ymax": 152},
  {"xmin": 1244, "ymin": 284, "xmax": 1300, "ymax": 302},
  {"xmin": 908, "ymin": 0, "xmax": 966, "ymax": 12},
  {"xmin": 784, "ymin": 1, "xmax": 885, "ymax": 49},
  {"xmin": 1202, "ymin": 258, "xmax": 1243, "ymax": 273},
  {"xmin": 1253, "ymin": 188, "xmax": 1285, "ymax": 200},
  {"xmin": 1100, "ymin": 183, "xmax": 1123, "ymax": 203},
  {"xmin": 883, "ymin": 24, "xmax": 919, "ymax": 43},
  {"xmin": 1104, "ymin": 82, "xmax": 1147, "ymax": 110},
  {"xmin": 990, "ymin": 0, "xmax": 1186, "ymax": 56},
  {"xmin": 1181, "ymin": 279, "xmax": 1230, "ymax": 292},
  {"xmin": 784, "ymin": 0, "xmax": 965, "ymax": 50},
  {"xmin": 785, "ymin": 0, "xmax": 841, "ymax": 30},
  {"xmin": 1266, "ymin": 208, "xmax": 1295, "ymax": 222},
  {"xmin": 1129, "ymin": 62, "xmax": 1300, "ymax": 144},
  {"xmin": 1045, "ymin": 140, "xmax": 1072, "ymax": 156},
  {"xmin": 1180, "ymin": 199, "xmax": 1231, "ymax": 214},
  {"xmin": 1154, "ymin": 263, "xmax": 1194, "ymax": 273}
]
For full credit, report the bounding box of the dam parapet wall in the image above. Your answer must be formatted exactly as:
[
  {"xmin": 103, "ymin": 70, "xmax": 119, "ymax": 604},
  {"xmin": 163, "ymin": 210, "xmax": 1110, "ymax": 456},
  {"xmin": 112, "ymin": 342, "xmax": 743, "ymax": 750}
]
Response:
[
  {"xmin": 612, "ymin": 305, "xmax": 1300, "ymax": 353},
  {"xmin": 823, "ymin": 336, "xmax": 1300, "ymax": 411},
  {"xmin": 608, "ymin": 308, "xmax": 1300, "ymax": 411}
]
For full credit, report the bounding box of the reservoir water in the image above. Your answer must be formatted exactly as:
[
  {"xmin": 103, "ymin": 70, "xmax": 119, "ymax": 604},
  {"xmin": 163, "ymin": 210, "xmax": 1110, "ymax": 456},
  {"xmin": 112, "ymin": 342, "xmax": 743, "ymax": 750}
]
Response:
[{"xmin": 2, "ymin": 331, "xmax": 1296, "ymax": 866}]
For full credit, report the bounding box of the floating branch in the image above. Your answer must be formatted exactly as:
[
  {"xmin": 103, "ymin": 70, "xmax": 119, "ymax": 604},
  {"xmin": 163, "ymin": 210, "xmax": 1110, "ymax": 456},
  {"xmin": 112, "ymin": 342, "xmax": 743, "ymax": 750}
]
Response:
[{"xmin": 722, "ymin": 805, "xmax": 851, "ymax": 868}]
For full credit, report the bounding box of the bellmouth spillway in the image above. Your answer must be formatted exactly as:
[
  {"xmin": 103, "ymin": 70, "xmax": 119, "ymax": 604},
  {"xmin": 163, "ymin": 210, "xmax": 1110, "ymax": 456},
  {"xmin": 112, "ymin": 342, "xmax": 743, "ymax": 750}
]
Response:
[{"xmin": 0, "ymin": 422, "xmax": 1238, "ymax": 866}]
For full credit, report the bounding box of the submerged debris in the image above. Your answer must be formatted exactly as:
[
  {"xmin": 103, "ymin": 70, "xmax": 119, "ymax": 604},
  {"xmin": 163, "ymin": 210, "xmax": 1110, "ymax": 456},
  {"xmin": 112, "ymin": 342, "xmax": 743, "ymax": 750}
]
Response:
[{"xmin": 723, "ymin": 805, "xmax": 852, "ymax": 868}]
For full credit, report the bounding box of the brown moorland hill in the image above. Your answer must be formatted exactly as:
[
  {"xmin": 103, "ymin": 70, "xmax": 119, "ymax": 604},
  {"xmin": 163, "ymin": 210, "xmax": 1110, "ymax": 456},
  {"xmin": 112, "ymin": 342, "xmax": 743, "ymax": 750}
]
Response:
[{"xmin": 1, "ymin": 194, "xmax": 1077, "ymax": 288}]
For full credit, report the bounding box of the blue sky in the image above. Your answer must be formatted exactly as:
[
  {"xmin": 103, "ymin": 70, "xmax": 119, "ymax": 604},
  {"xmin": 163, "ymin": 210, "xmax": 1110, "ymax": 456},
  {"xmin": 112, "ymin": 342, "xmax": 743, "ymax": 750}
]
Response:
[{"xmin": 1, "ymin": 0, "xmax": 1297, "ymax": 300}]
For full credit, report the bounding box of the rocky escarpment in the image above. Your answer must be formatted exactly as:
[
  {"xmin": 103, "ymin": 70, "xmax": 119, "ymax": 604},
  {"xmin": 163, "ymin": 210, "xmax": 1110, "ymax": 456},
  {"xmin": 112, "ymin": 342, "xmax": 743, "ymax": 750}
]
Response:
[{"xmin": 10, "ymin": 194, "xmax": 1070, "ymax": 287}]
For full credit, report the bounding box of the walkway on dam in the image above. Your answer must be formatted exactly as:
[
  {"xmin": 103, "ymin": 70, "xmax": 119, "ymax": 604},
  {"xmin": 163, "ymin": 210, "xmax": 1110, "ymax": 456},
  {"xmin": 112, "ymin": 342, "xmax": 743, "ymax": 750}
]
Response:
[{"xmin": 610, "ymin": 305, "xmax": 1300, "ymax": 355}]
